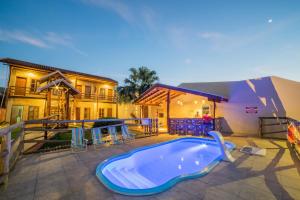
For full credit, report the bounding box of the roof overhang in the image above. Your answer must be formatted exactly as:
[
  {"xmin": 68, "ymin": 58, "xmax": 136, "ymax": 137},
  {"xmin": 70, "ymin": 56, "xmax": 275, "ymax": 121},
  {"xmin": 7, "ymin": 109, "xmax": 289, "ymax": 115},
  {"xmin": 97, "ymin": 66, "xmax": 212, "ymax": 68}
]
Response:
[
  {"xmin": 134, "ymin": 83, "xmax": 228, "ymax": 106},
  {"xmin": 0, "ymin": 57, "xmax": 118, "ymax": 84},
  {"xmin": 37, "ymin": 78, "xmax": 80, "ymax": 95},
  {"xmin": 39, "ymin": 70, "xmax": 71, "ymax": 83}
]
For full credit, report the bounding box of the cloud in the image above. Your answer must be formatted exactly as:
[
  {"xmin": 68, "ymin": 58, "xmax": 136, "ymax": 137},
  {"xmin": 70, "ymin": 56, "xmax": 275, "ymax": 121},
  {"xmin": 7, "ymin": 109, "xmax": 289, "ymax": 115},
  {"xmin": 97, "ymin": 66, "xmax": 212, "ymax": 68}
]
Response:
[
  {"xmin": 0, "ymin": 28, "xmax": 87, "ymax": 56},
  {"xmin": 44, "ymin": 32, "xmax": 88, "ymax": 56},
  {"xmin": 82, "ymin": 0, "xmax": 134, "ymax": 23},
  {"xmin": 0, "ymin": 29, "xmax": 48, "ymax": 48}
]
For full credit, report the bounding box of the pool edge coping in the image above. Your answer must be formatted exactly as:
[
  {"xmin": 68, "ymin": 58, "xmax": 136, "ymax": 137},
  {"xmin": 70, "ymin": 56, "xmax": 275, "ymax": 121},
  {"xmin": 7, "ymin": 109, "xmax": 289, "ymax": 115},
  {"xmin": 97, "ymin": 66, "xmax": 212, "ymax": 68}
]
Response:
[{"xmin": 95, "ymin": 137, "xmax": 236, "ymax": 196}]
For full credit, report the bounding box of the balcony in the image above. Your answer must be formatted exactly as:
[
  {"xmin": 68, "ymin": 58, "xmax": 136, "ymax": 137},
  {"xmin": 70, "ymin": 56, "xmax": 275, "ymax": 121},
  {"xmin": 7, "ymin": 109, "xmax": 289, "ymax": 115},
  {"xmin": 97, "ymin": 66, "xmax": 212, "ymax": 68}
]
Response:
[
  {"xmin": 8, "ymin": 86, "xmax": 46, "ymax": 98},
  {"xmin": 8, "ymin": 86, "xmax": 117, "ymax": 103},
  {"xmin": 75, "ymin": 93, "xmax": 117, "ymax": 103}
]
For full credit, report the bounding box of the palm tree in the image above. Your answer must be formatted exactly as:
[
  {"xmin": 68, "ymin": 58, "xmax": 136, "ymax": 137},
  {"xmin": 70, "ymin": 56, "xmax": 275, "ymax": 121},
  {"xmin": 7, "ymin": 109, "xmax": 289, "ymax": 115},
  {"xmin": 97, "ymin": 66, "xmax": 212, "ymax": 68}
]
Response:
[{"xmin": 118, "ymin": 67, "xmax": 159, "ymax": 102}]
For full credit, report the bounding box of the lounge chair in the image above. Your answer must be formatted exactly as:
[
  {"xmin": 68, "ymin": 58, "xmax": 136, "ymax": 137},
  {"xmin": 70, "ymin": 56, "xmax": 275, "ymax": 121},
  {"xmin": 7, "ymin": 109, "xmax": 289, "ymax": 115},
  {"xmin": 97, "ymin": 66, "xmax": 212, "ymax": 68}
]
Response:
[
  {"xmin": 91, "ymin": 127, "xmax": 105, "ymax": 149},
  {"xmin": 71, "ymin": 128, "xmax": 88, "ymax": 152},
  {"xmin": 121, "ymin": 125, "xmax": 135, "ymax": 142},
  {"xmin": 108, "ymin": 126, "xmax": 121, "ymax": 144}
]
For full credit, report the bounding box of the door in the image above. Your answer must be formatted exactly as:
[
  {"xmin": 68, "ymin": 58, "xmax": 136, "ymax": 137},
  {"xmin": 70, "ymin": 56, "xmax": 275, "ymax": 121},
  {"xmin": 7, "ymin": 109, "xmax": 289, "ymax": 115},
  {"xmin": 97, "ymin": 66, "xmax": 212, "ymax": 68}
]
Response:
[
  {"xmin": 76, "ymin": 85, "xmax": 82, "ymax": 98},
  {"xmin": 15, "ymin": 77, "xmax": 27, "ymax": 95},
  {"xmin": 76, "ymin": 107, "xmax": 80, "ymax": 120},
  {"xmin": 10, "ymin": 105, "xmax": 24, "ymax": 124}
]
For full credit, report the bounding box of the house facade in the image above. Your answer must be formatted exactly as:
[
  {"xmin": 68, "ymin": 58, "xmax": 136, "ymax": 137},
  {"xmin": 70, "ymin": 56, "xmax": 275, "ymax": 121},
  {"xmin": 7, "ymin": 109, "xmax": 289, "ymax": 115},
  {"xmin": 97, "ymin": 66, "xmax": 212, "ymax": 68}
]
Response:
[{"xmin": 0, "ymin": 58, "xmax": 118, "ymax": 124}]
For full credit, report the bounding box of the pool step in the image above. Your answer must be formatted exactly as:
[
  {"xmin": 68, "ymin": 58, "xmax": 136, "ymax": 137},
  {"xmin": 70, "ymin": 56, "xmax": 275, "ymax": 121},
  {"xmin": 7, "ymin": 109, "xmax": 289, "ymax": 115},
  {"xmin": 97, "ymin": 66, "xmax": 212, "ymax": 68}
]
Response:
[
  {"xmin": 107, "ymin": 167, "xmax": 156, "ymax": 189},
  {"xmin": 103, "ymin": 169, "xmax": 125, "ymax": 187},
  {"xmin": 110, "ymin": 168, "xmax": 140, "ymax": 189},
  {"xmin": 121, "ymin": 168, "xmax": 156, "ymax": 188}
]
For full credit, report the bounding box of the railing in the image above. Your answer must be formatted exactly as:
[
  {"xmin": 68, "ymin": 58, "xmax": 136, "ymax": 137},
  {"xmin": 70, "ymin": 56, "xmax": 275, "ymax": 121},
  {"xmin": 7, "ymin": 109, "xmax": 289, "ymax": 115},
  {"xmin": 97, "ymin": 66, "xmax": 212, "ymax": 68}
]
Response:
[
  {"xmin": 75, "ymin": 93, "xmax": 117, "ymax": 102},
  {"xmin": 0, "ymin": 122, "xmax": 25, "ymax": 188},
  {"xmin": 23, "ymin": 118, "xmax": 158, "ymax": 153},
  {"xmin": 259, "ymin": 117, "xmax": 300, "ymax": 139},
  {"xmin": 8, "ymin": 86, "xmax": 46, "ymax": 98}
]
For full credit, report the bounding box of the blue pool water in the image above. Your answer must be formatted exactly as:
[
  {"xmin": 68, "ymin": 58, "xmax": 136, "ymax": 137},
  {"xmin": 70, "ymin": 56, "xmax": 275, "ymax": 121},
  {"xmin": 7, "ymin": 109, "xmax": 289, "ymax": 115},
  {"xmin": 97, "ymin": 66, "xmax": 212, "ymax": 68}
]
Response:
[{"xmin": 96, "ymin": 137, "xmax": 235, "ymax": 196}]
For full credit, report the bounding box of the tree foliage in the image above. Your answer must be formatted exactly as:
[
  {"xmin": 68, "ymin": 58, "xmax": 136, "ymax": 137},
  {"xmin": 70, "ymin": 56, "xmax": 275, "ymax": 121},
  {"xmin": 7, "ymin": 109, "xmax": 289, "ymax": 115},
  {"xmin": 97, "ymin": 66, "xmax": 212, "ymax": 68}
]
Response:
[{"xmin": 118, "ymin": 67, "xmax": 159, "ymax": 102}]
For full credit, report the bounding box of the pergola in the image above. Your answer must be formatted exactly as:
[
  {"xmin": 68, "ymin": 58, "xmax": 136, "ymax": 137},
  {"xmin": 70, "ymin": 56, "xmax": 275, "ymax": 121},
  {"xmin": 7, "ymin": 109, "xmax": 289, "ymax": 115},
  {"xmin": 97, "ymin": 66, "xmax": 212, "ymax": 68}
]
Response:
[
  {"xmin": 37, "ymin": 70, "xmax": 80, "ymax": 120},
  {"xmin": 134, "ymin": 83, "xmax": 228, "ymax": 132}
]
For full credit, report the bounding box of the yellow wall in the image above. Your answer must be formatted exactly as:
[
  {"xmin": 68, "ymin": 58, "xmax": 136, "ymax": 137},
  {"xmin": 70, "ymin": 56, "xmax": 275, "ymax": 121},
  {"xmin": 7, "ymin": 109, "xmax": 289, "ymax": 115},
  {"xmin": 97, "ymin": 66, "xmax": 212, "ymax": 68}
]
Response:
[{"xmin": 5, "ymin": 66, "xmax": 117, "ymax": 123}]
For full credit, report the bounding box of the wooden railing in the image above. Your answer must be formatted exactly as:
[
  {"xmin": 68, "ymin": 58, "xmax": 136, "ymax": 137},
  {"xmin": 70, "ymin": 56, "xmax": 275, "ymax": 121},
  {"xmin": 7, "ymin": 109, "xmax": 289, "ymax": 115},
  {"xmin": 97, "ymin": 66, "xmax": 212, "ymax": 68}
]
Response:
[
  {"xmin": 0, "ymin": 122, "xmax": 25, "ymax": 188},
  {"xmin": 259, "ymin": 117, "xmax": 300, "ymax": 139},
  {"xmin": 8, "ymin": 86, "xmax": 117, "ymax": 102},
  {"xmin": 8, "ymin": 86, "xmax": 46, "ymax": 98},
  {"xmin": 24, "ymin": 118, "xmax": 158, "ymax": 153},
  {"xmin": 75, "ymin": 93, "xmax": 117, "ymax": 102}
]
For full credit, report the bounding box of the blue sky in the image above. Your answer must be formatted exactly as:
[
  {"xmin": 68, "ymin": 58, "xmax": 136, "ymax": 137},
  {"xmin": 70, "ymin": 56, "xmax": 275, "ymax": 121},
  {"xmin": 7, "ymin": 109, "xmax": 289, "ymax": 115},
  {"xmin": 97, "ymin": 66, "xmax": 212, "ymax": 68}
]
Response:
[{"xmin": 1, "ymin": 0, "xmax": 300, "ymax": 87}]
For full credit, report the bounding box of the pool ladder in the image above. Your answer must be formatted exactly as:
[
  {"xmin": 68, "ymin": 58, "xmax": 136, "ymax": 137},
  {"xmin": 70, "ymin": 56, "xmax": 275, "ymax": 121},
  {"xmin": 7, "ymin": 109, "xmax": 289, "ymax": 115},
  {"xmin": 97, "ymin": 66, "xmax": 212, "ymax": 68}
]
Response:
[{"xmin": 208, "ymin": 131, "xmax": 235, "ymax": 162}]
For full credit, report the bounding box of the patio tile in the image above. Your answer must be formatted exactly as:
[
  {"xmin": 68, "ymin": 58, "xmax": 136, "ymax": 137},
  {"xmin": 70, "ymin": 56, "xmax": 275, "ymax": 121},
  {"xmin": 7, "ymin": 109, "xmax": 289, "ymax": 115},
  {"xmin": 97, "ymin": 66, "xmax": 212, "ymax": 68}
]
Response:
[{"xmin": 1, "ymin": 135, "xmax": 299, "ymax": 200}]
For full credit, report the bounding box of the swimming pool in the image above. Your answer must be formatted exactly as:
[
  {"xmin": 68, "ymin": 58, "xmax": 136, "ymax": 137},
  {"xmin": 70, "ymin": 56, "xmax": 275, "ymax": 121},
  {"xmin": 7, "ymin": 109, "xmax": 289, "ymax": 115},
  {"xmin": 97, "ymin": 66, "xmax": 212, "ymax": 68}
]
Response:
[{"xmin": 96, "ymin": 137, "xmax": 235, "ymax": 196}]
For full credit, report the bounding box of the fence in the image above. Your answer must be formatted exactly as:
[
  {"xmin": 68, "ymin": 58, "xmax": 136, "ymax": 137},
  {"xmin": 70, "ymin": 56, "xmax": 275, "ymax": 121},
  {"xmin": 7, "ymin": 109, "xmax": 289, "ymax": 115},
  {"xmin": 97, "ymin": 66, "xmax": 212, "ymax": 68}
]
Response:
[
  {"xmin": 23, "ymin": 118, "xmax": 158, "ymax": 153},
  {"xmin": 0, "ymin": 108, "xmax": 6, "ymax": 122},
  {"xmin": 0, "ymin": 122, "xmax": 25, "ymax": 188},
  {"xmin": 259, "ymin": 117, "xmax": 300, "ymax": 139}
]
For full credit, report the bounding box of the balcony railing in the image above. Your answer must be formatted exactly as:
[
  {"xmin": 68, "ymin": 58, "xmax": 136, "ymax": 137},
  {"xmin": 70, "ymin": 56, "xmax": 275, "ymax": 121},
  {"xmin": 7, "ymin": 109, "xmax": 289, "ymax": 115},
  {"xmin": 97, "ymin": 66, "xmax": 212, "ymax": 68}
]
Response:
[
  {"xmin": 8, "ymin": 86, "xmax": 46, "ymax": 98},
  {"xmin": 75, "ymin": 93, "xmax": 117, "ymax": 102},
  {"xmin": 8, "ymin": 86, "xmax": 117, "ymax": 103}
]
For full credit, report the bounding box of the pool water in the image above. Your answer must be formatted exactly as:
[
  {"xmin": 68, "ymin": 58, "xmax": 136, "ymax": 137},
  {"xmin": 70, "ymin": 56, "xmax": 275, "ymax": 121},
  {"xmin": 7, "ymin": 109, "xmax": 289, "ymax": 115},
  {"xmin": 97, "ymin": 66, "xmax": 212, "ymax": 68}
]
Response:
[{"xmin": 96, "ymin": 137, "xmax": 235, "ymax": 195}]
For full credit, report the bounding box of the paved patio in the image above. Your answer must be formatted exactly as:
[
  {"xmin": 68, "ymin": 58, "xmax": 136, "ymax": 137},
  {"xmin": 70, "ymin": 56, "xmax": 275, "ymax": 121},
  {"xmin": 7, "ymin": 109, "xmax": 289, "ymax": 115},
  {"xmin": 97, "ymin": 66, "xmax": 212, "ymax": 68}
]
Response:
[{"xmin": 1, "ymin": 134, "xmax": 300, "ymax": 200}]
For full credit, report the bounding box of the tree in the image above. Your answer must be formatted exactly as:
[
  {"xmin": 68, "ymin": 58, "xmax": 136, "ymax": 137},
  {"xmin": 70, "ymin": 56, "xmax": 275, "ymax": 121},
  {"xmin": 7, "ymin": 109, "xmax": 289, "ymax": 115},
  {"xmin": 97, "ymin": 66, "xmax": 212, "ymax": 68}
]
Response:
[{"xmin": 118, "ymin": 67, "xmax": 159, "ymax": 102}]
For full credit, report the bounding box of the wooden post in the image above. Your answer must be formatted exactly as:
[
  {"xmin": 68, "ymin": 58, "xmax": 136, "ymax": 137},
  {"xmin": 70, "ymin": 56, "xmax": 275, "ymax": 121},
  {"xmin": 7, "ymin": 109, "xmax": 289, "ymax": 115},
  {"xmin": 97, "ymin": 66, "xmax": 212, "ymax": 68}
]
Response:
[
  {"xmin": 213, "ymin": 100, "xmax": 216, "ymax": 130},
  {"xmin": 65, "ymin": 92, "xmax": 70, "ymax": 120},
  {"xmin": 115, "ymin": 103, "xmax": 118, "ymax": 118},
  {"xmin": 47, "ymin": 90, "xmax": 51, "ymax": 117},
  {"xmin": 166, "ymin": 90, "xmax": 170, "ymax": 133},
  {"xmin": 3, "ymin": 130, "xmax": 11, "ymax": 188}
]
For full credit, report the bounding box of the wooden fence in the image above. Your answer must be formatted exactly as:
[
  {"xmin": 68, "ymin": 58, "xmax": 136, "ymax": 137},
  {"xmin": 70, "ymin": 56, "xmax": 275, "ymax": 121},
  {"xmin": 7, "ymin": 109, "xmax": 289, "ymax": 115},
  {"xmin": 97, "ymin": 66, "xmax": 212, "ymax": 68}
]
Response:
[
  {"xmin": 23, "ymin": 118, "xmax": 158, "ymax": 153},
  {"xmin": 0, "ymin": 122, "xmax": 25, "ymax": 188},
  {"xmin": 259, "ymin": 117, "xmax": 300, "ymax": 139}
]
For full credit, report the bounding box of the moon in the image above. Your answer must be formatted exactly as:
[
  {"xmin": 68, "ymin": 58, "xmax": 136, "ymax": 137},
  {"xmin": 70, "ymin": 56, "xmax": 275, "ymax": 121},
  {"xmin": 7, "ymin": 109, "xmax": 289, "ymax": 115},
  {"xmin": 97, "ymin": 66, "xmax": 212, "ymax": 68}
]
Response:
[{"xmin": 268, "ymin": 19, "xmax": 273, "ymax": 23}]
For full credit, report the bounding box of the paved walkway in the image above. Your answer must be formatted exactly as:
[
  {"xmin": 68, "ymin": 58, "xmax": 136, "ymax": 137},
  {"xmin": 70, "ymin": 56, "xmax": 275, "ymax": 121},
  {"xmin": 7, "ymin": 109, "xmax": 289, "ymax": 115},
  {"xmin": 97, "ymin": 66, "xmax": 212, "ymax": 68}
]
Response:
[{"xmin": 1, "ymin": 134, "xmax": 300, "ymax": 200}]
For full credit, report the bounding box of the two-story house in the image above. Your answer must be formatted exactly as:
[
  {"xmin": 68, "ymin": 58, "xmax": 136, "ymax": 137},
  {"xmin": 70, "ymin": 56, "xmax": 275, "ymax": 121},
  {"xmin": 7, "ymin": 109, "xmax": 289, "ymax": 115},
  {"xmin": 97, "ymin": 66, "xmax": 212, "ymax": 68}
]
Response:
[{"xmin": 0, "ymin": 58, "xmax": 118, "ymax": 124}]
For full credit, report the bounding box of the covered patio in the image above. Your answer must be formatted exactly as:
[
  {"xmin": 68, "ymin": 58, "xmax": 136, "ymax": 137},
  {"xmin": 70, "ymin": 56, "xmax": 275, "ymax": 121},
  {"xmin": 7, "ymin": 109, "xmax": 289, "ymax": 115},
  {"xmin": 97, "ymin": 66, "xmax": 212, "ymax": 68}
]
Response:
[{"xmin": 134, "ymin": 83, "xmax": 228, "ymax": 135}]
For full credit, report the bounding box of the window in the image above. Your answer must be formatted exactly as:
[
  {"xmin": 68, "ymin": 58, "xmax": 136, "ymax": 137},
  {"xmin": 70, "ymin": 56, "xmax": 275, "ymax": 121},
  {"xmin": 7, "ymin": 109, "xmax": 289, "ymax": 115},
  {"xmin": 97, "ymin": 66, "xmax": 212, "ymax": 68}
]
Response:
[
  {"xmin": 100, "ymin": 88, "xmax": 106, "ymax": 99},
  {"xmin": 107, "ymin": 108, "xmax": 113, "ymax": 118},
  {"xmin": 85, "ymin": 86, "xmax": 91, "ymax": 98},
  {"xmin": 84, "ymin": 108, "xmax": 90, "ymax": 120},
  {"xmin": 202, "ymin": 105, "xmax": 210, "ymax": 115},
  {"xmin": 30, "ymin": 79, "xmax": 39, "ymax": 93},
  {"xmin": 108, "ymin": 89, "xmax": 114, "ymax": 101},
  {"xmin": 28, "ymin": 106, "xmax": 39, "ymax": 120},
  {"xmin": 99, "ymin": 108, "xmax": 105, "ymax": 118}
]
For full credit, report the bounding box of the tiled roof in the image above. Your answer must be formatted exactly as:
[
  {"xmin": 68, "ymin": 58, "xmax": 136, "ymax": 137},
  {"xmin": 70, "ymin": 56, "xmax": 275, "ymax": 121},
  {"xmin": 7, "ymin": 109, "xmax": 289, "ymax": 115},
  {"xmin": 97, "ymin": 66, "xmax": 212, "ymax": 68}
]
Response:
[{"xmin": 0, "ymin": 58, "xmax": 118, "ymax": 84}]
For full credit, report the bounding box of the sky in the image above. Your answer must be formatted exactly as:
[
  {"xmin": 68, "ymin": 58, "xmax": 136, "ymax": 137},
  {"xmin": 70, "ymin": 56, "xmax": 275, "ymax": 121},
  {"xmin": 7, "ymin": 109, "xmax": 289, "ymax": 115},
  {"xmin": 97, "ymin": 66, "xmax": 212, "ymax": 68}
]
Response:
[{"xmin": 0, "ymin": 0, "xmax": 300, "ymax": 87}]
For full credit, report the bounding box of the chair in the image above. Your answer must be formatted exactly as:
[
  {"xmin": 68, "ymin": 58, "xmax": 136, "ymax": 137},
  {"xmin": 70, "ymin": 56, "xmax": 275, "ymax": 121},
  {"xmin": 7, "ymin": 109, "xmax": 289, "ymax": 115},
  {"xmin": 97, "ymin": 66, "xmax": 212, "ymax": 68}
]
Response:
[
  {"xmin": 91, "ymin": 127, "xmax": 104, "ymax": 149},
  {"xmin": 71, "ymin": 128, "xmax": 88, "ymax": 152},
  {"xmin": 121, "ymin": 125, "xmax": 135, "ymax": 142},
  {"xmin": 108, "ymin": 126, "xmax": 121, "ymax": 144}
]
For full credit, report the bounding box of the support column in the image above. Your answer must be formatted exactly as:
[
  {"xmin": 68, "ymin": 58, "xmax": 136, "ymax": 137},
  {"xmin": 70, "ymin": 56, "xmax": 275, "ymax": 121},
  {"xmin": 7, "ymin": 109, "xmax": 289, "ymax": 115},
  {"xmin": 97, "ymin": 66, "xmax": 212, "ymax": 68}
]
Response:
[
  {"xmin": 213, "ymin": 100, "xmax": 216, "ymax": 130},
  {"xmin": 46, "ymin": 90, "xmax": 51, "ymax": 117},
  {"xmin": 65, "ymin": 92, "xmax": 70, "ymax": 120},
  {"xmin": 166, "ymin": 90, "xmax": 170, "ymax": 133}
]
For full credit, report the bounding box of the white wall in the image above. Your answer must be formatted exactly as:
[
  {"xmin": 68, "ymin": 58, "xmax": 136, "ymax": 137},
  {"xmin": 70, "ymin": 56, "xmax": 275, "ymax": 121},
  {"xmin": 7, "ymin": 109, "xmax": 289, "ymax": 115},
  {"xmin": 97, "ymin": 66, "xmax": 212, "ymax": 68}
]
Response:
[{"xmin": 180, "ymin": 76, "xmax": 299, "ymax": 135}]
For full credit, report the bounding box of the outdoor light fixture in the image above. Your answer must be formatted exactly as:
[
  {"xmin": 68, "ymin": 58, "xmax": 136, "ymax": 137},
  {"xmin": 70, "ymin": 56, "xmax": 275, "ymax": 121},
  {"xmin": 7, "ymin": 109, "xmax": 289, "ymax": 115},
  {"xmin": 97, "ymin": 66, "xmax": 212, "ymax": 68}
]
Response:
[{"xmin": 27, "ymin": 72, "xmax": 35, "ymax": 77}]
